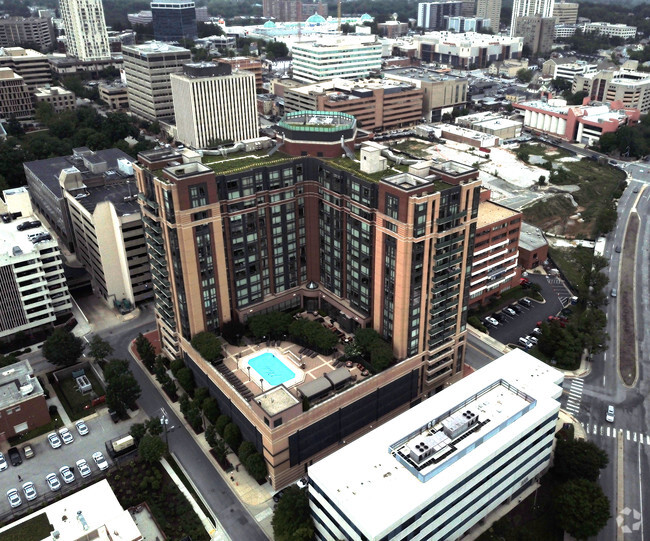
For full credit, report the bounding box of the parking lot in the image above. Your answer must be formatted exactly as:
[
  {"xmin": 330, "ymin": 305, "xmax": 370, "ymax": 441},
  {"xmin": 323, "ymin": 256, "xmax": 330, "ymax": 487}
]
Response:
[
  {"xmin": 485, "ymin": 274, "xmax": 573, "ymax": 347},
  {"xmin": 0, "ymin": 408, "xmax": 145, "ymax": 518}
]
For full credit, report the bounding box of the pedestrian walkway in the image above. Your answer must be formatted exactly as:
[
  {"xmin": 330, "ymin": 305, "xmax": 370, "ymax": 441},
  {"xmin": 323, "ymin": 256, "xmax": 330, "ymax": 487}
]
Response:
[
  {"xmin": 564, "ymin": 378, "xmax": 584, "ymax": 415},
  {"xmin": 582, "ymin": 423, "xmax": 650, "ymax": 444}
]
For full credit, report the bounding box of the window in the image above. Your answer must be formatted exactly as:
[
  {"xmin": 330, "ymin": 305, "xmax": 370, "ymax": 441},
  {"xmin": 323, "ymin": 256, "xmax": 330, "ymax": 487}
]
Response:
[
  {"xmin": 189, "ymin": 185, "xmax": 207, "ymax": 208},
  {"xmin": 385, "ymin": 194, "xmax": 399, "ymax": 219}
]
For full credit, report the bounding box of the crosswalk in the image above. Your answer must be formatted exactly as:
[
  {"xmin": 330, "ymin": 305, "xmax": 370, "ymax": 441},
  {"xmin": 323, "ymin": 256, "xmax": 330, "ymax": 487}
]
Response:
[
  {"xmin": 581, "ymin": 423, "xmax": 650, "ymax": 444},
  {"xmin": 565, "ymin": 378, "xmax": 584, "ymax": 415}
]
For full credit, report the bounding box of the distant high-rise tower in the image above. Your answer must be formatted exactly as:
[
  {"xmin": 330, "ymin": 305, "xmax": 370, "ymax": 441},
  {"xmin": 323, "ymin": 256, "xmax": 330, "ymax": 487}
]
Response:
[
  {"xmin": 151, "ymin": 0, "xmax": 198, "ymax": 42},
  {"xmin": 417, "ymin": 1, "xmax": 463, "ymax": 30},
  {"xmin": 58, "ymin": 0, "xmax": 110, "ymax": 60},
  {"xmin": 510, "ymin": 0, "xmax": 554, "ymax": 36},
  {"xmin": 476, "ymin": 0, "xmax": 501, "ymax": 31}
]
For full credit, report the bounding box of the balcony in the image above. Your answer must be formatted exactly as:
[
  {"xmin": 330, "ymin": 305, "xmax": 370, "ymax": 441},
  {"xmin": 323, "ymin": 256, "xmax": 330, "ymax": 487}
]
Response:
[
  {"xmin": 138, "ymin": 193, "xmax": 159, "ymax": 211},
  {"xmin": 436, "ymin": 210, "xmax": 467, "ymax": 225},
  {"xmin": 434, "ymin": 244, "xmax": 465, "ymax": 261},
  {"xmin": 431, "ymin": 277, "xmax": 461, "ymax": 295}
]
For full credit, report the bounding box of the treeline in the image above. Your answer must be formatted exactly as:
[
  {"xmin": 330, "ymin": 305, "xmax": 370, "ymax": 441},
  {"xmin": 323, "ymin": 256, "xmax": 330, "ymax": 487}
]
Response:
[{"xmin": 599, "ymin": 115, "xmax": 650, "ymax": 158}]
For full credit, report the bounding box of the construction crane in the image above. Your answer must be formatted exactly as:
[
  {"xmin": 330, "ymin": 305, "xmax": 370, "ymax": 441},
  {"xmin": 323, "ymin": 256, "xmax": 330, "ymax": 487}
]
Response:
[{"xmin": 337, "ymin": 0, "xmax": 342, "ymax": 32}]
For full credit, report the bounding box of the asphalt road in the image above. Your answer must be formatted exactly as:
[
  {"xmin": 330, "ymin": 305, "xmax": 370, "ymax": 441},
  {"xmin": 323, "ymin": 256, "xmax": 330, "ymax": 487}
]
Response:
[{"xmin": 96, "ymin": 307, "xmax": 268, "ymax": 541}]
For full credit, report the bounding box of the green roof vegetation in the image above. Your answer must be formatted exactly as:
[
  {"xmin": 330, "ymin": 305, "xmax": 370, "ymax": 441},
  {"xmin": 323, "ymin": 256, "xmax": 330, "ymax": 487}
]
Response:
[
  {"xmin": 2, "ymin": 513, "xmax": 52, "ymax": 541},
  {"xmin": 203, "ymin": 151, "xmax": 296, "ymax": 175},
  {"xmin": 325, "ymin": 156, "xmax": 402, "ymax": 183}
]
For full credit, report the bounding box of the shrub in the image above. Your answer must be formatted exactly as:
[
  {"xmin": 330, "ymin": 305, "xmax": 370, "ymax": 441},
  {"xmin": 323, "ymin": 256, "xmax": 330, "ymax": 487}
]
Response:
[
  {"xmin": 215, "ymin": 415, "xmax": 230, "ymax": 437},
  {"xmin": 468, "ymin": 315, "xmax": 487, "ymax": 333},
  {"xmin": 223, "ymin": 422, "xmax": 242, "ymax": 452}
]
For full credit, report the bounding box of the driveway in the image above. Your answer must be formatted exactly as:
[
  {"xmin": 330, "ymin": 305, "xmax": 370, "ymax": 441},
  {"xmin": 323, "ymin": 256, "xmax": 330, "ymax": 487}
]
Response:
[
  {"xmin": 0, "ymin": 409, "xmax": 146, "ymax": 518},
  {"xmin": 486, "ymin": 273, "xmax": 571, "ymax": 346}
]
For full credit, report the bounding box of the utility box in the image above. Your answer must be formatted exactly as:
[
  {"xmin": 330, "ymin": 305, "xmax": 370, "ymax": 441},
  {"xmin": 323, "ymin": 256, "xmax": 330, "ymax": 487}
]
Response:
[{"xmin": 75, "ymin": 375, "xmax": 92, "ymax": 394}]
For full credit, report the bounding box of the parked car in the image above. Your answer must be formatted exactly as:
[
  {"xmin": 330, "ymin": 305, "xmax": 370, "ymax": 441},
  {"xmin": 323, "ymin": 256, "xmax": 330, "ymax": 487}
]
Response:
[
  {"xmin": 58, "ymin": 427, "xmax": 74, "ymax": 445},
  {"xmin": 22, "ymin": 445, "xmax": 34, "ymax": 459},
  {"xmin": 0, "ymin": 452, "xmax": 7, "ymax": 471},
  {"xmin": 75, "ymin": 420, "xmax": 89, "ymax": 436},
  {"xmin": 484, "ymin": 317, "xmax": 499, "ymax": 327},
  {"xmin": 492, "ymin": 312, "xmax": 505, "ymax": 323},
  {"xmin": 509, "ymin": 303, "xmax": 523, "ymax": 314},
  {"xmin": 8, "ymin": 447, "xmax": 22, "ymax": 466},
  {"xmin": 76, "ymin": 459, "xmax": 91, "ymax": 478},
  {"xmin": 59, "ymin": 466, "xmax": 75, "ymax": 484},
  {"xmin": 45, "ymin": 473, "xmax": 61, "ymax": 492},
  {"xmin": 518, "ymin": 337, "xmax": 532, "ymax": 348},
  {"xmin": 526, "ymin": 335, "xmax": 538, "ymax": 345},
  {"xmin": 22, "ymin": 482, "xmax": 37, "ymax": 501},
  {"xmin": 606, "ymin": 405, "xmax": 615, "ymax": 423},
  {"xmin": 108, "ymin": 410, "xmax": 120, "ymax": 423},
  {"xmin": 532, "ymin": 327, "xmax": 542, "ymax": 336},
  {"xmin": 611, "ymin": 288, "xmax": 617, "ymax": 298},
  {"xmin": 273, "ymin": 488, "xmax": 286, "ymax": 503},
  {"xmin": 519, "ymin": 298, "xmax": 532, "ymax": 308},
  {"xmin": 6, "ymin": 488, "xmax": 21, "ymax": 508},
  {"xmin": 47, "ymin": 432, "xmax": 62, "ymax": 449},
  {"xmin": 92, "ymin": 452, "xmax": 109, "ymax": 471},
  {"xmin": 504, "ymin": 307, "xmax": 517, "ymax": 317}
]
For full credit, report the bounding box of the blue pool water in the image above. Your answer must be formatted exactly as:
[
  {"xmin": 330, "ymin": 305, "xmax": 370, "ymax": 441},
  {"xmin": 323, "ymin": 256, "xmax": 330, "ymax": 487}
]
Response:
[{"xmin": 248, "ymin": 352, "xmax": 296, "ymax": 386}]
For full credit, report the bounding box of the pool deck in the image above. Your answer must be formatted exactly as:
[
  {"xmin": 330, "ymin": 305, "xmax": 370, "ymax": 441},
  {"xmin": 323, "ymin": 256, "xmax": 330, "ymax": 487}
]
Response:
[{"xmin": 217, "ymin": 314, "xmax": 369, "ymax": 399}]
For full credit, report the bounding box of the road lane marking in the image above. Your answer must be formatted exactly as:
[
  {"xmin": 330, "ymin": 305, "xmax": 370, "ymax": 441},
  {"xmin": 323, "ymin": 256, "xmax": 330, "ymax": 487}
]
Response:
[
  {"xmin": 607, "ymin": 426, "xmax": 611, "ymax": 437},
  {"xmin": 634, "ymin": 432, "xmax": 637, "ymax": 442},
  {"xmin": 627, "ymin": 430, "xmax": 631, "ymax": 440}
]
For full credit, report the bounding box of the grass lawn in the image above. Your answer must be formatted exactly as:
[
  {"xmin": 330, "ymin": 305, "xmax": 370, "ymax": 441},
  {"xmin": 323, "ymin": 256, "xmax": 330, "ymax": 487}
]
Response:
[
  {"xmin": 107, "ymin": 459, "xmax": 209, "ymax": 541},
  {"xmin": 548, "ymin": 245, "xmax": 593, "ymax": 291},
  {"xmin": 390, "ymin": 139, "xmax": 432, "ymax": 158},
  {"xmin": 518, "ymin": 143, "xmax": 572, "ymax": 160},
  {"xmin": 8, "ymin": 417, "xmax": 61, "ymax": 446},
  {"xmin": 0, "ymin": 513, "xmax": 52, "ymax": 539},
  {"xmin": 50, "ymin": 369, "xmax": 105, "ymax": 422}
]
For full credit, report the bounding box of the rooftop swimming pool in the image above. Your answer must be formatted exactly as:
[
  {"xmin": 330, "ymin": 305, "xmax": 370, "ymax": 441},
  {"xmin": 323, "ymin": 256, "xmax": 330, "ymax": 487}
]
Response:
[{"xmin": 248, "ymin": 352, "xmax": 297, "ymax": 387}]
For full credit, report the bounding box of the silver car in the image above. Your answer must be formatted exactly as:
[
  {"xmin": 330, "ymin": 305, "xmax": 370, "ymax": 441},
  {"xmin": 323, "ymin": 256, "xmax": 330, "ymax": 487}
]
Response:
[
  {"xmin": 46, "ymin": 473, "xmax": 61, "ymax": 492},
  {"xmin": 47, "ymin": 432, "xmax": 62, "ymax": 449},
  {"xmin": 22, "ymin": 482, "xmax": 37, "ymax": 501},
  {"xmin": 58, "ymin": 427, "xmax": 74, "ymax": 445},
  {"xmin": 76, "ymin": 459, "xmax": 91, "ymax": 478},
  {"xmin": 6, "ymin": 488, "xmax": 21, "ymax": 508},
  {"xmin": 59, "ymin": 466, "xmax": 75, "ymax": 484}
]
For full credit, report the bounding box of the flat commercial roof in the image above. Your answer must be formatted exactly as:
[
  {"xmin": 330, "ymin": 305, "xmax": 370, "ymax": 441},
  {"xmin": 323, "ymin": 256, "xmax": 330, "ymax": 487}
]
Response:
[
  {"xmin": 476, "ymin": 200, "xmax": 520, "ymax": 229},
  {"xmin": 519, "ymin": 222, "xmax": 548, "ymax": 251},
  {"xmin": 0, "ymin": 360, "xmax": 44, "ymax": 410},
  {"xmin": 384, "ymin": 67, "xmax": 461, "ymax": 83},
  {"xmin": 298, "ymin": 377, "xmax": 332, "ymax": 399},
  {"xmin": 0, "ymin": 215, "xmax": 56, "ymax": 265},
  {"xmin": 256, "ymin": 385, "xmax": 300, "ymax": 416},
  {"xmin": 308, "ymin": 349, "xmax": 563, "ymax": 539}
]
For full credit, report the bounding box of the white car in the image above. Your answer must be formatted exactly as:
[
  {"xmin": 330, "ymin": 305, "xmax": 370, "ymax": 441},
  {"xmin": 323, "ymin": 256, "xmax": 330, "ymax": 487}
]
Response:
[
  {"xmin": 92, "ymin": 452, "xmax": 108, "ymax": 471},
  {"xmin": 504, "ymin": 307, "xmax": 517, "ymax": 317},
  {"xmin": 47, "ymin": 432, "xmax": 62, "ymax": 449},
  {"xmin": 484, "ymin": 317, "xmax": 499, "ymax": 327},
  {"xmin": 59, "ymin": 466, "xmax": 75, "ymax": 484},
  {"xmin": 76, "ymin": 459, "xmax": 91, "ymax": 478},
  {"xmin": 531, "ymin": 327, "xmax": 542, "ymax": 336},
  {"xmin": 45, "ymin": 473, "xmax": 61, "ymax": 492},
  {"xmin": 6, "ymin": 488, "xmax": 21, "ymax": 508},
  {"xmin": 0, "ymin": 452, "xmax": 7, "ymax": 471},
  {"xmin": 22, "ymin": 482, "xmax": 37, "ymax": 501},
  {"xmin": 58, "ymin": 427, "xmax": 74, "ymax": 445},
  {"xmin": 75, "ymin": 420, "xmax": 89, "ymax": 436},
  {"xmin": 606, "ymin": 405, "xmax": 615, "ymax": 423},
  {"xmin": 518, "ymin": 337, "xmax": 532, "ymax": 349},
  {"xmin": 526, "ymin": 335, "xmax": 538, "ymax": 346}
]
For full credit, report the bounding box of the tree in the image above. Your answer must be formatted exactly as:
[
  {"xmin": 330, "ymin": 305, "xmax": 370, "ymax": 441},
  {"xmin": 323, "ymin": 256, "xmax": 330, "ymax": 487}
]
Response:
[
  {"xmin": 138, "ymin": 433, "xmax": 167, "ymax": 463},
  {"xmin": 145, "ymin": 416, "xmax": 164, "ymax": 436},
  {"xmin": 103, "ymin": 359, "xmax": 130, "ymax": 382},
  {"xmin": 354, "ymin": 327, "xmax": 381, "ymax": 352},
  {"xmin": 538, "ymin": 175, "xmax": 546, "ymax": 186},
  {"xmin": 130, "ymin": 422, "xmax": 147, "ymax": 444},
  {"xmin": 88, "ymin": 335, "xmax": 113, "ymax": 363},
  {"xmin": 245, "ymin": 452, "xmax": 268, "ymax": 482},
  {"xmin": 238, "ymin": 441, "xmax": 256, "ymax": 463},
  {"xmin": 215, "ymin": 415, "xmax": 231, "ymax": 437},
  {"xmin": 223, "ymin": 422, "xmax": 242, "ymax": 452},
  {"xmin": 213, "ymin": 438, "xmax": 228, "ymax": 464},
  {"xmin": 42, "ymin": 328, "xmax": 85, "ymax": 366},
  {"xmin": 203, "ymin": 397, "xmax": 220, "ymax": 424},
  {"xmin": 135, "ymin": 333, "xmax": 156, "ymax": 369},
  {"xmin": 106, "ymin": 370, "xmax": 142, "ymax": 416},
  {"xmin": 272, "ymin": 486, "xmax": 315, "ymax": 541},
  {"xmin": 176, "ymin": 367, "xmax": 196, "ymax": 395},
  {"xmin": 516, "ymin": 68, "xmax": 533, "ymax": 83},
  {"xmin": 191, "ymin": 331, "xmax": 222, "ymax": 362},
  {"xmin": 205, "ymin": 424, "xmax": 218, "ymax": 448},
  {"xmin": 554, "ymin": 479, "xmax": 610, "ymax": 540},
  {"xmin": 370, "ymin": 342, "xmax": 393, "ymax": 372},
  {"xmin": 553, "ymin": 439, "xmax": 609, "ymax": 482}
]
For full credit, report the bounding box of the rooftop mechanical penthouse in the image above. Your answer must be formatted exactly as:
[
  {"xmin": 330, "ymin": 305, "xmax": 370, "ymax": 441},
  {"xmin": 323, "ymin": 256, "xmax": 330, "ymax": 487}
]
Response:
[{"xmin": 133, "ymin": 123, "xmax": 482, "ymax": 488}]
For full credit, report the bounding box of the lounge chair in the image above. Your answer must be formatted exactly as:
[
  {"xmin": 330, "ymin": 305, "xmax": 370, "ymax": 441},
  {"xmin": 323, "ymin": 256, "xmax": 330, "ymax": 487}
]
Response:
[{"xmin": 310, "ymin": 351, "xmax": 318, "ymax": 358}]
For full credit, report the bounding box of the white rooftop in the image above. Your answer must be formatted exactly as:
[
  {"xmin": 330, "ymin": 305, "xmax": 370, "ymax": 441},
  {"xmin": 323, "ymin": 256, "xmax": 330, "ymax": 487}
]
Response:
[
  {"xmin": 308, "ymin": 349, "xmax": 563, "ymax": 539},
  {"xmin": 0, "ymin": 215, "xmax": 55, "ymax": 265}
]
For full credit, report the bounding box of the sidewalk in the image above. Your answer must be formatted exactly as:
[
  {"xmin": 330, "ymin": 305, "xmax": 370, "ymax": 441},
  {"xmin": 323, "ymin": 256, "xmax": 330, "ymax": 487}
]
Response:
[{"xmin": 129, "ymin": 336, "xmax": 276, "ymax": 540}]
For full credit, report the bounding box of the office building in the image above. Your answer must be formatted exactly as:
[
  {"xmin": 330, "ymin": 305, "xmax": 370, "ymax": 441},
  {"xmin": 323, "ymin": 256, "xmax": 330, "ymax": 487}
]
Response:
[
  {"xmin": 280, "ymin": 77, "xmax": 424, "ymax": 132},
  {"xmin": 415, "ymin": 32, "xmax": 524, "ymax": 69},
  {"xmin": 572, "ymin": 69, "xmax": 650, "ymax": 114},
  {"xmin": 133, "ymin": 131, "xmax": 482, "ymax": 486},
  {"xmin": 0, "ymin": 360, "xmax": 50, "ymax": 438},
  {"xmin": 475, "ymin": 0, "xmax": 501, "ymax": 30},
  {"xmin": 543, "ymin": 58, "xmax": 597, "ymax": 81},
  {"xmin": 99, "ymin": 82, "xmax": 129, "ymax": 110},
  {"xmin": 308, "ymin": 349, "xmax": 563, "ymax": 541},
  {"xmin": 0, "ymin": 187, "xmax": 72, "ymax": 341},
  {"xmin": 445, "ymin": 16, "xmax": 490, "ymax": 32},
  {"xmin": 510, "ymin": 0, "xmax": 554, "ymax": 36},
  {"xmin": 122, "ymin": 42, "xmax": 191, "ymax": 122},
  {"xmin": 151, "ymin": 0, "xmax": 198, "ymax": 42},
  {"xmin": 518, "ymin": 222, "xmax": 548, "ymax": 269},
  {"xmin": 0, "ymin": 47, "xmax": 52, "ymax": 92},
  {"xmin": 0, "ymin": 68, "xmax": 33, "ymax": 120},
  {"xmin": 515, "ymin": 16, "xmax": 555, "ymax": 55},
  {"xmin": 34, "ymin": 86, "xmax": 76, "ymax": 112},
  {"xmin": 580, "ymin": 22, "xmax": 637, "ymax": 40},
  {"xmin": 554, "ymin": 24, "xmax": 578, "ymax": 39},
  {"xmin": 385, "ymin": 67, "xmax": 469, "ymax": 121},
  {"xmin": 488, "ymin": 57, "xmax": 529, "ymax": 78},
  {"xmin": 553, "ymin": 1, "xmax": 578, "ymax": 25},
  {"xmin": 456, "ymin": 112, "xmax": 523, "ymax": 138},
  {"xmin": 514, "ymin": 97, "xmax": 640, "ymax": 144},
  {"xmin": 59, "ymin": 0, "xmax": 111, "ymax": 60},
  {"xmin": 417, "ymin": 1, "xmax": 463, "ymax": 30},
  {"xmin": 378, "ymin": 21, "xmax": 410, "ymax": 38},
  {"xmin": 216, "ymin": 56, "xmax": 264, "ymax": 92},
  {"xmin": 170, "ymin": 63, "xmax": 258, "ymax": 148},
  {"xmin": 0, "ymin": 16, "xmax": 55, "ymax": 51},
  {"xmin": 292, "ymin": 36, "xmax": 382, "ymax": 83},
  {"xmin": 469, "ymin": 193, "xmax": 521, "ymax": 306}
]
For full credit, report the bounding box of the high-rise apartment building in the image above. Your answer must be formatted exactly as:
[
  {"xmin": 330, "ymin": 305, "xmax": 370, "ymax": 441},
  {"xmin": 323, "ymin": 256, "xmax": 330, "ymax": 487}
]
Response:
[
  {"xmin": 0, "ymin": 188, "xmax": 72, "ymax": 340},
  {"xmin": 263, "ymin": 0, "xmax": 302, "ymax": 21},
  {"xmin": 475, "ymin": 0, "xmax": 501, "ymax": 30},
  {"xmin": 0, "ymin": 17, "xmax": 55, "ymax": 51},
  {"xmin": 133, "ymin": 130, "xmax": 481, "ymax": 487},
  {"xmin": 216, "ymin": 56, "xmax": 264, "ymax": 92},
  {"xmin": 461, "ymin": 0, "xmax": 476, "ymax": 17},
  {"xmin": 573, "ymin": 69, "xmax": 650, "ymax": 114},
  {"xmin": 170, "ymin": 63, "xmax": 258, "ymax": 148},
  {"xmin": 309, "ymin": 348, "xmax": 563, "ymax": 541},
  {"xmin": 122, "ymin": 42, "xmax": 191, "ymax": 122},
  {"xmin": 59, "ymin": 0, "xmax": 111, "ymax": 60},
  {"xmin": 0, "ymin": 68, "xmax": 33, "ymax": 121},
  {"xmin": 553, "ymin": 0, "xmax": 578, "ymax": 25},
  {"xmin": 151, "ymin": 0, "xmax": 198, "ymax": 42},
  {"xmin": 292, "ymin": 36, "xmax": 382, "ymax": 83},
  {"xmin": 516, "ymin": 15, "xmax": 555, "ymax": 55},
  {"xmin": 445, "ymin": 15, "xmax": 491, "ymax": 32},
  {"xmin": 417, "ymin": 1, "xmax": 463, "ymax": 30},
  {"xmin": 0, "ymin": 47, "xmax": 52, "ymax": 92},
  {"xmin": 510, "ymin": 0, "xmax": 554, "ymax": 36}
]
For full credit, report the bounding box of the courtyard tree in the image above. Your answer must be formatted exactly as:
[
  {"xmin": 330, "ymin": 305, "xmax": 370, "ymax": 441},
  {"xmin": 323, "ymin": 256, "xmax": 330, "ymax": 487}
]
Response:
[
  {"xmin": 553, "ymin": 479, "xmax": 610, "ymax": 540},
  {"xmin": 88, "ymin": 335, "xmax": 113, "ymax": 363},
  {"xmin": 42, "ymin": 328, "xmax": 85, "ymax": 366},
  {"xmin": 190, "ymin": 331, "xmax": 222, "ymax": 363}
]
